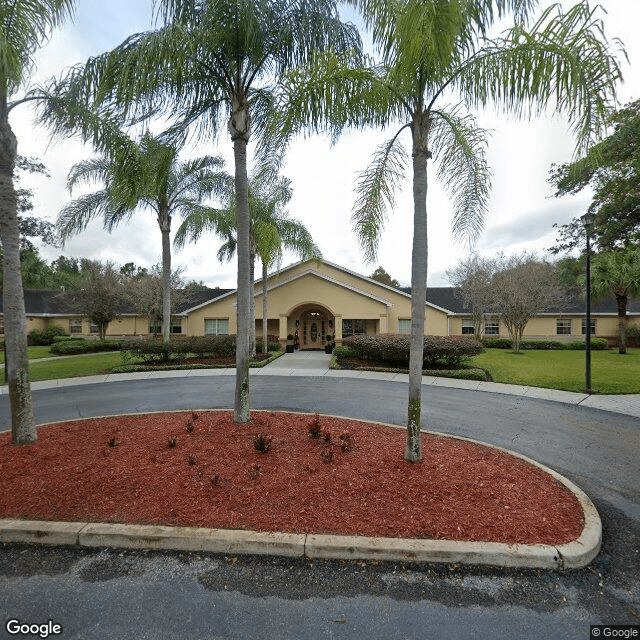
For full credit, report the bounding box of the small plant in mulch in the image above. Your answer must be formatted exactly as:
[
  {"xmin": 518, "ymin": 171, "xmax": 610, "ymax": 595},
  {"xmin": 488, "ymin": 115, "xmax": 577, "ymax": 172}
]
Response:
[
  {"xmin": 186, "ymin": 420, "xmax": 195, "ymax": 433},
  {"xmin": 107, "ymin": 437, "xmax": 119, "ymax": 448},
  {"xmin": 249, "ymin": 463, "xmax": 261, "ymax": 477},
  {"xmin": 253, "ymin": 433, "xmax": 272, "ymax": 453},
  {"xmin": 210, "ymin": 474, "xmax": 221, "ymax": 487},
  {"xmin": 187, "ymin": 455, "xmax": 197, "ymax": 466},
  {"xmin": 308, "ymin": 412, "xmax": 322, "ymax": 438},
  {"xmin": 192, "ymin": 412, "xmax": 199, "ymax": 421},
  {"xmin": 167, "ymin": 436, "xmax": 178, "ymax": 448},
  {"xmin": 339, "ymin": 429, "xmax": 354, "ymax": 453},
  {"xmin": 320, "ymin": 428, "xmax": 332, "ymax": 444},
  {"xmin": 320, "ymin": 445, "xmax": 334, "ymax": 463}
]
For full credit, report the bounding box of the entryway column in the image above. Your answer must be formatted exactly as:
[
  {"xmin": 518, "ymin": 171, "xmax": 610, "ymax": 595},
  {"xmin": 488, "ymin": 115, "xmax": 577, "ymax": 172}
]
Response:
[
  {"xmin": 379, "ymin": 312, "xmax": 388, "ymax": 334},
  {"xmin": 334, "ymin": 314, "xmax": 343, "ymax": 346},
  {"xmin": 279, "ymin": 314, "xmax": 288, "ymax": 351}
]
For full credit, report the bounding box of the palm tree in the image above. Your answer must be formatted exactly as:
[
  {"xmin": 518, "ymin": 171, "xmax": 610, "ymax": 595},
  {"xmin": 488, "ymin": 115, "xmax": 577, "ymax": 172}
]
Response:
[
  {"xmin": 0, "ymin": 0, "xmax": 75, "ymax": 444},
  {"xmin": 48, "ymin": 0, "xmax": 359, "ymax": 422},
  {"xmin": 588, "ymin": 248, "xmax": 640, "ymax": 355},
  {"xmin": 175, "ymin": 165, "xmax": 321, "ymax": 355},
  {"xmin": 57, "ymin": 131, "xmax": 225, "ymax": 345},
  {"xmin": 276, "ymin": 0, "xmax": 623, "ymax": 461}
]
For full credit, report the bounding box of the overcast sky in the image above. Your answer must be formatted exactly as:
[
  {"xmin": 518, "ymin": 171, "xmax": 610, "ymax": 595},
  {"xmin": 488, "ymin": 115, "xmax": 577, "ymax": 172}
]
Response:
[{"xmin": 11, "ymin": 0, "xmax": 640, "ymax": 289}]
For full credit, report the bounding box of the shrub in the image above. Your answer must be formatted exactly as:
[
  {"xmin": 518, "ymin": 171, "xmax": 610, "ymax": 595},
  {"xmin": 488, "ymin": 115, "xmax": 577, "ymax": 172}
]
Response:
[
  {"xmin": 520, "ymin": 339, "xmax": 567, "ymax": 350},
  {"xmin": 253, "ymin": 433, "xmax": 272, "ymax": 453},
  {"xmin": 122, "ymin": 335, "xmax": 237, "ymax": 362},
  {"xmin": 344, "ymin": 333, "xmax": 482, "ymax": 367},
  {"xmin": 50, "ymin": 339, "xmax": 124, "ymax": 355},
  {"xmin": 567, "ymin": 337, "xmax": 608, "ymax": 351},
  {"xmin": 28, "ymin": 324, "xmax": 67, "ymax": 346},
  {"xmin": 52, "ymin": 335, "xmax": 84, "ymax": 343},
  {"xmin": 333, "ymin": 345, "xmax": 358, "ymax": 358},
  {"xmin": 480, "ymin": 337, "xmax": 513, "ymax": 349}
]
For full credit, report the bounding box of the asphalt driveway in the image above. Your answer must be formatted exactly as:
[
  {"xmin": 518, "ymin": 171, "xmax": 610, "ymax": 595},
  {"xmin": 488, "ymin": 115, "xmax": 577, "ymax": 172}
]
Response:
[{"xmin": 1, "ymin": 372, "xmax": 638, "ymax": 639}]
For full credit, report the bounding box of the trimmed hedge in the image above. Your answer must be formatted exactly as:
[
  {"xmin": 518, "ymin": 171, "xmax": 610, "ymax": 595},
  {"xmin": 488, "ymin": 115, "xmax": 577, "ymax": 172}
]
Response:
[
  {"xmin": 344, "ymin": 333, "xmax": 483, "ymax": 367},
  {"xmin": 28, "ymin": 324, "xmax": 67, "ymax": 346},
  {"xmin": 334, "ymin": 345, "xmax": 359, "ymax": 358},
  {"xmin": 122, "ymin": 335, "xmax": 237, "ymax": 362},
  {"xmin": 50, "ymin": 339, "xmax": 125, "ymax": 355},
  {"xmin": 481, "ymin": 337, "xmax": 609, "ymax": 350}
]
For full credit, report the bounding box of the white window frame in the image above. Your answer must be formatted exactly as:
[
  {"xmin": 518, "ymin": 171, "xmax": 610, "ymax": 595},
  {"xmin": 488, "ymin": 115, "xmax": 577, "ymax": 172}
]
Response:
[
  {"xmin": 397, "ymin": 319, "xmax": 411, "ymax": 334},
  {"xmin": 204, "ymin": 318, "xmax": 229, "ymax": 336},
  {"xmin": 69, "ymin": 318, "xmax": 83, "ymax": 334},
  {"xmin": 581, "ymin": 318, "xmax": 596, "ymax": 335},
  {"xmin": 556, "ymin": 319, "xmax": 572, "ymax": 335},
  {"xmin": 484, "ymin": 317, "xmax": 500, "ymax": 335},
  {"xmin": 461, "ymin": 319, "xmax": 475, "ymax": 335}
]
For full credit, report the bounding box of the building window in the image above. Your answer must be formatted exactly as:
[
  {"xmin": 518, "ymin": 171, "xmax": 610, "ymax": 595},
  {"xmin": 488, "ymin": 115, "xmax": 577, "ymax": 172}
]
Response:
[
  {"xmin": 398, "ymin": 319, "xmax": 411, "ymax": 334},
  {"xmin": 149, "ymin": 322, "xmax": 161, "ymax": 334},
  {"xmin": 89, "ymin": 323, "xmax": 99, "ymax": 334},
  {"xmin": 581, "ymin": 318, "xmax": 596, "ymax": 335},
  {"xmin": 205, "ymin": 318, "xmax": 229, "ymax": 336},
  {"xmin": 342, "ymin": 319, "xmax": 365, "ymax": 337},
  {"xmin": 0, "ymin": 322, "xmax": 4, "ymax": 336},
  {"xmin": 69, "ymin": 319, "xmax": 83, "ymax": 334},
  {"xmin": 461, "ymin": 319, "xmax": 475, "ymax": 335},
  {"xmin": 556, "ymin": 319, "xmax": 572, "ymax": 335},
  {"xmin": 484, "ymin": 318, "xmax": 500, "ymax": 335},
  {"xmin": 170, "ymin": 318, "xmax": 182, "ymax": 334}
]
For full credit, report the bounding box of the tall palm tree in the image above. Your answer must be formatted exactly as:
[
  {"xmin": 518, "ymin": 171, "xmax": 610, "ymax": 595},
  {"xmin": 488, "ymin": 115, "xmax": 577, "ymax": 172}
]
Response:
[
  {"xmin": 0, "ymin": 0, "xmax": 75, "ymax": 445},
  {"xmin": 276, "ymin": 0, "xmax": 623, "ymax": 461},
  {"xmin": 588, "ymin": 248, "xmax": 640, "ymax": 355},
  {"xmin": 48, "ymin": 0, "xmax": 360, "ymax": 423},
  {"xmin": 57, "ymin": 131, "xmax": 225, "ymax": 345},
  {"xmin": 175, "ymin": 165, "xmax": 321, "ymax": 354}
]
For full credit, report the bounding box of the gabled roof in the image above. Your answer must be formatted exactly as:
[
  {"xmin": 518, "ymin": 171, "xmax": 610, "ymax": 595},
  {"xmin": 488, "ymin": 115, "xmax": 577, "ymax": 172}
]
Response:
[{"xmin": 174, "ymin": 287, "xmax": 232, "ymax": 314}]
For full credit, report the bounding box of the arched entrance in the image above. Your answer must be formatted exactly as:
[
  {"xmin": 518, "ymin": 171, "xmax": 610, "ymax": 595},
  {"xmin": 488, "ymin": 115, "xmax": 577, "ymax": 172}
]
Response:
[{"xmin": 293, "ymin": 306, "xmax": 334, "ymax": 350}]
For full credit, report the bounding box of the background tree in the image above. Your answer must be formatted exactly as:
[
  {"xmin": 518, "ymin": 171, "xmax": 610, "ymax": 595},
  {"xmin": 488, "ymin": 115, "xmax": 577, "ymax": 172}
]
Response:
[
  {"xmin": 370, "ymin": 266, "xmax": 401, "ymax": 288},
  {"xmin": 278, "ymin": 0, "xmax": 623, "ymax": 461},
  {"xmin": 175, "ymin": 164, "xmax": 321, "ymax": 355},
  {"xmin": 124, "ymin": 264, "xmax": 186, "ymax": 337},
  {"xmin": 48, "ymin": 0, "xmax": 360, "ymax": 424},
  {"xmin": 446, "ymin": 254, "xmax": 497, "ymax": 337},
  {"xmin": 0, "ymin": 0, "xmax": 75, "ymax": 444},
  {"xmin": 551, "ymin": 99, "xmax": 640, "ymax": 254},
  {"xmin": 586, "ymin": 248, "xmax": 640, "ymax": 354},
  {"xmin": 57, "ymin": 130, "xmax": 224, "ymax": 346},
  {"xmin": 490, "ymin": 254, "xmax": 566, "ymax": 352},
  {"xmin": 69, "ymin": 261, "xmax": 125, "ymax": 339}
]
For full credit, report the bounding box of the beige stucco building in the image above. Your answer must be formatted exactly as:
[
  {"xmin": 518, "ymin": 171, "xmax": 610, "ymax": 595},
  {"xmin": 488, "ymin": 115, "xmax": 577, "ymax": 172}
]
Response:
[{"xmin": 4, "ymin": 259, "xmax": 639, "ymax": 345}]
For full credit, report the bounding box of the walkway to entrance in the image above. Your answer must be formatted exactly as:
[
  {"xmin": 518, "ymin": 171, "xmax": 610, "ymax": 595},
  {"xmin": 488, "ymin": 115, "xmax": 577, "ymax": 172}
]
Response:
[{"xmin": 259, "ymin": 350, "xmax": 332, "ymax": 376}]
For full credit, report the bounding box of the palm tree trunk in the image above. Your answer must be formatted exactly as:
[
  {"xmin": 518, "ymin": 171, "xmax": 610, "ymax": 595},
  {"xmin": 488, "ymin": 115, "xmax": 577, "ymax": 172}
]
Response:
[
  {"xmin": 0, "ymin": 94, "xmax": 36, "ymax": 444},
  {"xmin": 232, "ymin": 134, "xmax": 251, "ymax": 423},
  {"xmin": 616, "ymin": 293, "xmax": 627, "ymax": 354},
  {"xmin": 158, "ymin": 203, "xmax": 171, "ymax": 346},
  {"xmin": 249, "ymin": 245, "xmax": 256, "ymax": 358},
  {"xmin": 406, "ymin": 120, "xmax": 429, "ymax": 463},
  {"xmin": 262, "ymin": 259, "xmax": 268, "ymax": 354}
]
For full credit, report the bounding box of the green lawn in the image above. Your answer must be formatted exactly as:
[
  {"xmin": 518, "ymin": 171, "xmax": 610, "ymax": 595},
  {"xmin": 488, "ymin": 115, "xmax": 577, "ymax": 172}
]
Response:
[
  {"xmin": 472, "ymin": 348, "xmax": 640, "ymax": 394},
  {"xmin": 0, "ymin": 352, "xmax": 129, "ymax": 384},
  {"xmin": 0, "ymin": 346, "xmax": 54, "ymax": 363}
]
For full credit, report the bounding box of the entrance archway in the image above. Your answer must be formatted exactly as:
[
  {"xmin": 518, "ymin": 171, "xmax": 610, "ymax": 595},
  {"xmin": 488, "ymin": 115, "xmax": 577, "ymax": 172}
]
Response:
[{"xmin": 292, "ymin": 306, "xmax": 334, "ymax": 350}]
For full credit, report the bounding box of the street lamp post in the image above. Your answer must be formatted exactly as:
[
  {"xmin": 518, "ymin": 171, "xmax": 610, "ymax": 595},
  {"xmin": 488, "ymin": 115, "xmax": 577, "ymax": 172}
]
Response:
[{"xmin": 581, "ymin": 212, "xmax": 595, "ymax": 394}]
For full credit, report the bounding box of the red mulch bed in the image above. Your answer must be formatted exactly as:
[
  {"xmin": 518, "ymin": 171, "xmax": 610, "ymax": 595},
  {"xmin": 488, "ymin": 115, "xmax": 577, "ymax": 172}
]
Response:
[{"xmin": 0, "ymin": 411, "xmax": 584, "ymax": 545}]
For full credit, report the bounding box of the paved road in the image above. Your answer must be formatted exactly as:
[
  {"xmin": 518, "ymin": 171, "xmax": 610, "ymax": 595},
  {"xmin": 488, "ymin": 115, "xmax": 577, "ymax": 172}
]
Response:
[{"xmin": 1, "ymin": 369, "xmax": 639, "ymax": 639}]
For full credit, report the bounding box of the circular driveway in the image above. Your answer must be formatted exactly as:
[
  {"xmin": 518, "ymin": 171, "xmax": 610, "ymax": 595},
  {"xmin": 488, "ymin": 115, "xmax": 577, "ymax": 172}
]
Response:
[{"xmin": 1, "ymin": 372, "xmax": 639, "ymax": 639}]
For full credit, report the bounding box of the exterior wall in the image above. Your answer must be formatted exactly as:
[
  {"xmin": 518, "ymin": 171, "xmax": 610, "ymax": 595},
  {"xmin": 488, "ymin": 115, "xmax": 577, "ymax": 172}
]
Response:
[
  {"xmin": 449, "ymin": 314, "xmax": 638, "ymax": 341},
  {"xmin": 187, "ymin": 263, "xmax": 452, "ymax": 343},
  {"xmin": 20, "ymin": 315, "xmax": 149, "ymax": 338}
]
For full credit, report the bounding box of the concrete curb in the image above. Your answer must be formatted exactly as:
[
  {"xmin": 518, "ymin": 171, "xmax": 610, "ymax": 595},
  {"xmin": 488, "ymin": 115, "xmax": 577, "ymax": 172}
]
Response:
[{"xmin": 0, "ymin": 412, "xmax": 601, "ymax": 570}]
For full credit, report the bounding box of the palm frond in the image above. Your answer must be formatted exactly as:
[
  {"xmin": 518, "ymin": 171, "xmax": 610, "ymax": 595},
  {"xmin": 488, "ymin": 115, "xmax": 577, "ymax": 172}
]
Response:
[
  {"xmin": 456, "ymin": 2, "xmax": 625, "ymax": 154},
  {"xmin": 173, "ymin": 205, "xmax": 234, "ymax": 249},
  {"xmin": 430, "ymin": 107, "xmax": 491, "ymax": 245},
  {"xmin": 351, "ymin": 127, "xmax": 410, "ymax": 263},
  {"xmin": 56, "ymin": 190, "xmax": 113, "ymax": 241}
]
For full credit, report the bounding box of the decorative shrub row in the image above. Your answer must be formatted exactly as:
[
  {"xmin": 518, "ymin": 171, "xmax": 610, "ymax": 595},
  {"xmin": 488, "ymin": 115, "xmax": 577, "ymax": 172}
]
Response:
[
  {"xmin": 50, "ymin": 339, "xmax": 125, "ymax": 355},
  {"xmin": 343, "ymin": 333, "xmax": 483, "ymax": 367},
  {"xmin": 27, "ymin": 324, "xmax": 67, "ymax": 346},
  {"xmin": 481, "ymin": 337, "xmax": 608, "ymax": 350},
  {"xmin": 122, "ymin": 335, "xmax": 237, "ymax": 362}
]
